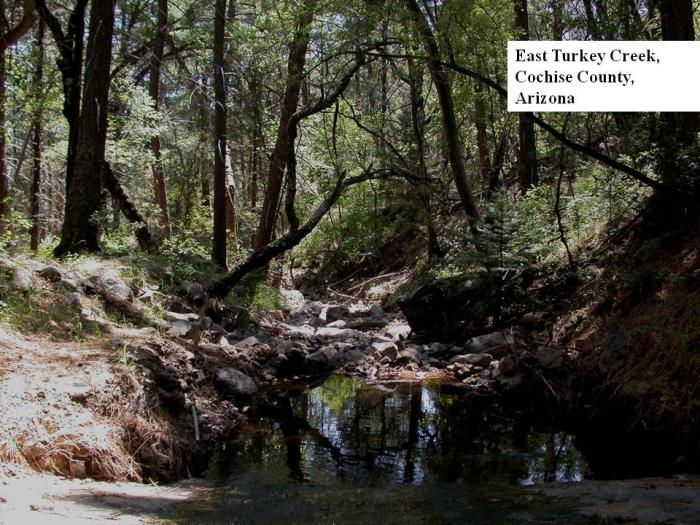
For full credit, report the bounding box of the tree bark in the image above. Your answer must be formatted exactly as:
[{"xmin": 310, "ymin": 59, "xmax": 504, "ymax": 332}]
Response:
[
  {"xmin": 408, "ymin": 56, "xmax": 441, "ymax": 259},
  {"xmin": 0, "ymin": 0, "xmax": 37, "ymax": 54},
  {"xmin": 54, "ymin": 0, "xmax": 115, "ymax": 256},
  {"xmin": 212, "ymin": 0, "xmax": 228, "ymax": 267},
  {"xmin": 473, "ymin": 77, "xmax": 491, "ymax": 192},
  {"xmin": 253, "ymin": 0, "xmax": 316, "ymax": 250},
  {"xmin": 36, "ymin": 0, "xmax": 88, "ymax": 194},
  {"xmin": 102, "ymin": 163, "xmax": 155, "ymax": 252},
  {"xmin": 514, "ymin": 0, "xmax": 537, "ymax": 194},
  {"xmin": 30, "ymin": 20, "xmax": 45, "ymax": 251},
  {"xmin": 404, "ymin": 0, "xmax": 481, "ymax": 232},
  {"xmin": 0, "ymin": 0, "xmax": 7, "ymax": 230},
  {"xmin": 657, "ymin": 0, "xmax": 697, "ymax": 187},
  {"xmin": 149, "ymin": 0, "xmax": 171, "ymax": 235}
]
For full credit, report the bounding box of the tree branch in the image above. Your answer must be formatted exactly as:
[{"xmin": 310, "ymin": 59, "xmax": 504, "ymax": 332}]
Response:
[{"xmin": 0, "ymin": 0, "xmax": 37, "ymax": 54}]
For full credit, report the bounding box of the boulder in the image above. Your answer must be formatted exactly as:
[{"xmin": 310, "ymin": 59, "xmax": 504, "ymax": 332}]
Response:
[
  {"xmin": 280, "ymin": 289, "xmax": 305, "ymax": 313},
  {"xmin": 396, "ymin": 274, "xmax": 499, "ymax": 339},
  {"xmin": 280, "ymin": 323, "xmax": 316, "ymax": 338},
  {"xmin": 326, "ymin": 320, "xmax": 347, "ymax": 329},
  {"xmin": 397, "ymin": 348, "xmax": 421, "ymax": 365},
  {"xmin": 464, "ymin": 331, "xmax": 513, "ymax": 358},
  {"xmin": 168, "ymin": 319, "xmax": 193, "ymax": 338},
  {"xmin": 233, "ymin": 336, "xmax": 262, "ymax": 351},
  {"xmin": 12, "ymin": 268, "xmax": 36, "ymax": 292},
  {"xmin": 90, "ymin": 271, "xmax": 133, "ymax": 302},
  {"xmin": 214, "ymin": 368, "xmax": 258, "ymax": 396},
  {"xmin": 451, "ymin": 353, "xmax": 493, "ymax": 367},
  {"xmin": 324, "ymin": 305, "xmax": 350, "ymax": 323},
  {"xmin": 519, "ymin": 311, "xmax": 548, "ymax": 329},
  {"xmin": 497, "ymin": 355, "xmax": 519, "ymax": 376},
  {"xmin": 384, "ymin": 321, "xmax": 412, "ymax": 342},
  {"xmin": 306, "ymin": 347, "xmax": 340, "ymax": 370},
  {"xmin": 315, "ymin": 326, "xmax": 367, "ymax": 342},
  {"xmin": 36, "ymin": 265, "xmax": 63, "ymax": 282},
  {"xmin": 534, "ymin": 346, "xmax": 564, "ymax": 369},
  {"xmin": 372, "ymin": 341, "xmax": 398, "ymax": 360}
]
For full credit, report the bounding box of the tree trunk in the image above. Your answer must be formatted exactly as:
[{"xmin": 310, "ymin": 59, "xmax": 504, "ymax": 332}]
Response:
[
  {"xmin": 210, "ymin": 169, "xmax": 394, "ymax": 298},
  {"xmin": 514, "ymin": 0, "xmax": 537, "ymax": 194},
  {"xmin": 30, "ymin": 20, "xmax": 45, "ymax": 251},
  {"xmin": 149, "ymin": 0, "xmax": 171, "ymax": 236},
  {"xmin": 473, "ymin": 77, "xmax": 492, "ymax": 192},
  {"xmin": 36, "ymin": 0, "xmax": 89, "ymax": 194},
  {"xmin": 253, "ymin": 0, "xmax": 316, "ymax": 250},
  {"xmin": 102, "ymin": 163, "xmax": 155, "ymax": 252},
  {"xmin": 212, "ymin": 0, "xmax": 228, "ymax": 267},
  {"xmin": 657, "ymin": 0, "xmax": 697, "ymax": 187},
  {"xmin": 404, "ymin": 0, "xmax": 481, "ymax": 232},
  {"xmin": 54, "ymin": 0, "xmax": 115, "ymax": 256},
  {"xmin": 550, "ymin": 0, "xmax": 564, "ymax": 40},
  {"xmin": 408, "ymin": 56, "xmax": 441, "ymax": 259},
  {"xmin": 0, "ymin": 0, "xmax": 7, "ymax": 231}
]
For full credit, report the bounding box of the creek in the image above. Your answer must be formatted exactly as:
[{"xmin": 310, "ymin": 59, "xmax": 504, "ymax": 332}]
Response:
[{"xmin": 167, "ymin": 375, "xmax": 597, "ymax": 524}]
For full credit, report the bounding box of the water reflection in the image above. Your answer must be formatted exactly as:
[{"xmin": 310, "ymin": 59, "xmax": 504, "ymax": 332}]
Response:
[
  {"xmin": 172, "ymin": 377, "xmax": 593, "ymax": 524},
  {"xmin": 208, "ymin": 376, "xmax": 587, "ymax": 487}
]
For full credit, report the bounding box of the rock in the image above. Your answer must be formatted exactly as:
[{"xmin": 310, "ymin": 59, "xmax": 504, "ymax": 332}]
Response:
[
  {"xmin": 534, "ymin": 346, "xmax": 564, "ymax": 369},
  {"xmin": 280, "ymin": 323, "xmax": 316, "ymax": 338},
  {"xmin": 451, "ymin": 353, "xmax": 493, "ymax": 367},
  {"xmin": 168, "ymin": 319, "xmax": 193, "ymax": 338},
  {"xmin": 180, "ymin": 280, "xmax": 206, "ymax": 305},
  {"xmin": 396, "ymin": 274, "xmax": 499, "ymax": 339},
  {"xmin": 326, "ymin": 320, "xmax": 347, "ymax": 329},
  {"xmin": 384, "ymin": 321, "xmax": 412, "ymax": 342},
  {"xmin": 168, "ymin": 300, "xmax": 194, "ymax": 314},
  {"xmin": 36, "ymin": 265, "xmax": 62, "ymax": 282},
  {"xmin": 519, "ymin": 311, "xmax": 548, "ymax": 329},
  {"xmin": 165, "ymin": 311, "xmax": 199, "ymax": 322},
  {"xmin": 233, "ymin": 336, "xmax": 261, "ymax": 350},
  {"xmin": 397, "ymin": 348, "xmax": 420, "ymax": 365},
  {"xmin": 185, "ymin": 324, "xmax": 202, "ymax": 343},
  {"xmin": 306, "ymin": 347, "xmax": 340, "ymax": 370},
  {"xmin": 214, "ymin": 368, "xmax": 258, "ymax": 396},
  {"xmin": 197, "ymin": 316, "xmax": 213, "ymax": 332},
  {"xmin": 281, "ymin": 289, "xmax": 305, "ymax": 313},
  {"xmin": 90, "ymin": 271, "xmax": 133, "ymax": 301},
  {"xmin": 324, "ymin": 305, "xmax": 350, "ymax": 323},
  {"xmin": 498, "ymin": 355, "xmax": 519, "ymax": 376},
  {"xmin": 464, "ymin": 331, "xmax": 513, "ymax": 358},
  {"xmin": 11, "ymin": 268, "xmax": 36, "ymax": 292},
  {"xmin": 372, "ymin": 341, "xmax": 398, "ymax": 360},
  {"xmin": 315, "ymin": 327, "xmax": 367, "ymax": 341},
  {"xmin": 370, "ymin": 305, "xmax": 385, "ymax": 318},
  {"xmin": 68, "ymin": 292, "xmax": 83, "ymax": 308}
]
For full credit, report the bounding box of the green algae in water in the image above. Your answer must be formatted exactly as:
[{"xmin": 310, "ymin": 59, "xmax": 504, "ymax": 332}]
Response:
[{"xmin": 167, "ymin": 376, "xmax": 596, "ymax": 524}]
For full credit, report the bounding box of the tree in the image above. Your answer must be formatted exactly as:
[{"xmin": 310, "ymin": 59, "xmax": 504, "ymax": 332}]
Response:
[
  {"xmin": 55, "ymin": 0, "xmax": 116, "ymax": 256},
  {"xmin": 30, "ymin": 19, "xmax": 45, "ymax": 251},
  {"xmin": 253, "ymin": 0, "xmax": 316, "ymax": 250},
  {"xmin": 212, "ymin": 0, "xmax": 228, "ymax": 267},
  {"xmin": 403, "ymin": 0, "xmax": 481, "ymax": 233},
  {"xmin": 656, "ymin": 0, "xmax": 697, "ymax": 187},
  {"xmin": 0, "ymin": 0, "xmax": 37, "ymax": 54},
  {"xmin": 149, "ymin": 0, "xmax": 171, "ymax": 235},
  {"xmin": 0, "ymin": 0, "xmax": 7, "ymax": 229},
  {"xmin": 514, "ymin": 0, "xmax": 537, "ymax": 194}
]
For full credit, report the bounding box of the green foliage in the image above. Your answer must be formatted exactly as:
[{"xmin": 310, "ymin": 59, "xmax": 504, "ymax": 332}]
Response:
[{"xmin": 227, "ymin": 277, "xmax": 281, "ymax": 312}]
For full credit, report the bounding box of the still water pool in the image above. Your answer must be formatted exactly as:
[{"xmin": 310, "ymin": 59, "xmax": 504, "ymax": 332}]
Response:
[{"xmin": 168, "ymin": 376, "xmax": 596, "ymax": 524}]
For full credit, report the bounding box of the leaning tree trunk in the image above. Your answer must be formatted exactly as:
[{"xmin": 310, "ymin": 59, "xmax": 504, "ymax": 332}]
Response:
[
  {"xmin": 149, "ymin": 0, "xmax": 171, "ymax": 236},
  {"xmin": 404, "ymin": 0, "xmax": 481, "ymax": 232},
  {"xmin": 212, "ymin": 0, "xmax": 228, "ymax": 267},
  {"xmin": 514, "ymin": 0, "xmax": 537, "ymax": 194},
  {"xmin": 30, "ymin": 20, "xmax": 45, "ymax": 251},
  {"xmin": 253, "ymin": 0, "xmax": 316, "ymax": 250},
  {"xmin": 55, "ymin": 0, "xmax": 115, "ymax": 256}
]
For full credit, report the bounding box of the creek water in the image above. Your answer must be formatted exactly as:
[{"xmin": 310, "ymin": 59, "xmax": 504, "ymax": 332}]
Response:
[{"xmin": 168, "ymin": 376, "xmax": 597, "ymax": 524}]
